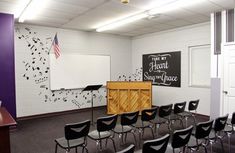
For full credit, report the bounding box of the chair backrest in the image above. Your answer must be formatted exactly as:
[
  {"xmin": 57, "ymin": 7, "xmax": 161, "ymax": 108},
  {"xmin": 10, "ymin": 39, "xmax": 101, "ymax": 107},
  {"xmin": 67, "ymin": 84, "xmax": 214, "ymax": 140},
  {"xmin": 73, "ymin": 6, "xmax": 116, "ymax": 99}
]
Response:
[
  {"xmin": 141, "ymin": 107, "xmax": 157, "ymax": 121},
  {"xmin": 171, "ymin": 125, "xmax": 193, "ymax": 149},
  {"xmin": 142, "ymin": 134, "xmax": 170, "ymax": 153},
  {"xmin": 231, "ymin": 112, "xmax": 235, "ymax": 125},
  {"xmin": 188, "ymin": 99, "xmax": 199, "ymax": 111},
  {"xmin": 195, "ymin": 120, "xmax": 213, "ymax": 139},
  {"xmin": 159, "ymin": 104, "xmax": 173, "ymax": 118},
  {"xmin": 97, "ymin": 114, "xmax": 118, "ymax": 132},
  {"xmin": 121, "ymin": 111, "xmax": 139, "ymax": 126},
  {"xmin": 214, "ymin": 114, "xmax": 229, "ymax": 132},
  {"xmin": 174, "ymin": 102, "xmax": 186, "ymax": 114},
  {"xmin": 116, "ymin": 144, "xmax": 135, "ymax": 153},
  {"xmin": 65, "ymin": 120, "xmax": 91, "ymax": 140}
]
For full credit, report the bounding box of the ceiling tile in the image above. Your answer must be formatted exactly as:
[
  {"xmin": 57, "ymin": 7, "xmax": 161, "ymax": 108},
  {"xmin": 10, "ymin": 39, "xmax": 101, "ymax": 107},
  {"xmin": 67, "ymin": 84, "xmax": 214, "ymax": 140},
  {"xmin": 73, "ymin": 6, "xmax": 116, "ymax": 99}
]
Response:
[
  {"xmin": 52, "ymin": 0, "xmax": 108, "ymax": 8},
  {"xmin": 180, "ymin": 0, "xmax": 224, "ymax": 15},
  {"xmin": 165, "ymin": 19, "xmax": 194, "ymax": 27},
  {"xmin": 0, "ymin": 0, "xmax": 233, "ymax": 37},
  {"xmin": 182, "ymin": 15, "xmax": 210, "ymax": 24},
  {"xmin": 208, "ymin": 0, "xmax": 235, "ymax": 9}
]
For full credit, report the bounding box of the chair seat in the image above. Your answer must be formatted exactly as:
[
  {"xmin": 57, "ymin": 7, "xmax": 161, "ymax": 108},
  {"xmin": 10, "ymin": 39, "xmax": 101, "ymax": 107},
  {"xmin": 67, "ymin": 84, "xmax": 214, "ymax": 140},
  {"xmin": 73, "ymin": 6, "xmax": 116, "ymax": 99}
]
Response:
[
  {"xmin": 169, "ymin": 114, "xmax": 182, "ymax": 120},
  {"xmin": 187, "ymin": 136, "xmax": 204, "ymax": 148},
  {"xmin": 208, "ymin": 129, "xmax": 225, "ymax": 140},
  {"xmin": 88, "ymin": 130, "xmax": 111, "ymax": 140},
  {"xmin": 113, "ymin": 125, "xmax": 132, "ymax": 133},
  {"xmin": 208, "ymin": 130, "xmax": 216, "ymax": 140},
  {"xmin": 55, "ymin": 137, "xmax": 85, "ymax": 149},
  {"xmin": 224, "ymin": 125, "xmax": 234, "ymax": 133},
  {"xmin": 179, "ymin": 111, "xmax": 192, "ymax": 117},
  {"xmin": 135, "ymin": 121, "xmax": 153, "ymax": 129},
  {"xmin": 152, "ymin": 117, "xmax": 168, "ymax": 124}
]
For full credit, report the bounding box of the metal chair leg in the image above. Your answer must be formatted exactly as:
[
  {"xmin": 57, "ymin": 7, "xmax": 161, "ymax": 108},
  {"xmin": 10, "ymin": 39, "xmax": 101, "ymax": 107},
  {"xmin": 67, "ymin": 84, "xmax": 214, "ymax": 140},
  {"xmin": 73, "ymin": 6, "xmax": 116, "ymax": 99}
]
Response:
[
  {"xmin": 138, "ymin": 129, "xmax": 142, "ymax": 147},
  {"xmin": 228, "ymin": 134, "xmax": 231, "ymax": 153},
  {"xmin": 55, "ymin": 144, "xmax": 58, "ymax": 153},
  {"xmin": 202, "ymin": 145, "xmax": 208, "ymax": 153},
  {"xmin": 110, "ymin": 138, "xmax": 116, "ymax": 152},
  {"xmin": 124, "ymin": 133, "xmax": 128, "ymax": 143},
  {"xmin": 150, "ymin": 127, "xmax": 155, "ymax": 139},
  {"xmin": 218, "ymin": 137, "xmax": 225, "ymax": 152},
  {"xmin": 180, "ymin": 118, "xmax": 184, "ymax": 128},
  {"xmin": 185, "ymin": 117, "xmax": 188, "ymax": 127},
  {"xmin": 210, "ymin": 141, "xmax": 213, "ymax": 153},
  {"xmin": 131, "ymin": 131, "xmax": 137, "ymax": 145}
]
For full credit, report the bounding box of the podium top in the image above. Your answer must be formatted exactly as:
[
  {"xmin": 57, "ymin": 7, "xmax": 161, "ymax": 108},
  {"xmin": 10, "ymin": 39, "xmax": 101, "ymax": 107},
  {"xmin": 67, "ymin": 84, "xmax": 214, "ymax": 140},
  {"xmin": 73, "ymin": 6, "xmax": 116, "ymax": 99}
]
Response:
[{"xmin": 82, "ymin": 85, "xmax": 103, "ymax": 91}]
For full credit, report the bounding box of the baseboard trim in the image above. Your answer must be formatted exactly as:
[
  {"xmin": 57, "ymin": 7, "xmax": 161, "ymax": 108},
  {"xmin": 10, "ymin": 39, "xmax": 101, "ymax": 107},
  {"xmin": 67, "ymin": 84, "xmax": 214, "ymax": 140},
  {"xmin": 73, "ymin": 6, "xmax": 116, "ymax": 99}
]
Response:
[
  {"xmin": 152, "ymin": 105, "xmax": 209, "ymax": 119},
  {"xmin": 17, "ymin": 106, "xmax": 107, "ymax": 121},
  {"xmin": 192, "ymin": 112, "xmax": 210, "ymax": 120}
]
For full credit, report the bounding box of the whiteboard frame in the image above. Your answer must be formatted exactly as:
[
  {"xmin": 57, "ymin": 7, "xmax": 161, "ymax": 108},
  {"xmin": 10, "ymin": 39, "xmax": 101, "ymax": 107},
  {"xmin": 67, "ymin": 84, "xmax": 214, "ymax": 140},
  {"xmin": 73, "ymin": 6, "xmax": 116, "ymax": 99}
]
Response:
[
  {"xmin": 49, "ymin": 53, "xmax": 111, "ymax": 90},
  {"xmin": 188, "ymin": 44, "xmax": 211, "ymax": 88}
]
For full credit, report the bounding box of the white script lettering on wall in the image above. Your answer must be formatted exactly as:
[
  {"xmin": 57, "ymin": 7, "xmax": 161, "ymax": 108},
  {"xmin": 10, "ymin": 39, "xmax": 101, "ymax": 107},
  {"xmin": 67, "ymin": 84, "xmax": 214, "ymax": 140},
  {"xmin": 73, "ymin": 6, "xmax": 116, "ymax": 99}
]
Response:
[
  {"xmin": 143, "ymin": 51, "xmax": 181, "ymax": 87},
  {"xmin": 15, "ymin": 26, "xmax": 106, "ymax": 110}
]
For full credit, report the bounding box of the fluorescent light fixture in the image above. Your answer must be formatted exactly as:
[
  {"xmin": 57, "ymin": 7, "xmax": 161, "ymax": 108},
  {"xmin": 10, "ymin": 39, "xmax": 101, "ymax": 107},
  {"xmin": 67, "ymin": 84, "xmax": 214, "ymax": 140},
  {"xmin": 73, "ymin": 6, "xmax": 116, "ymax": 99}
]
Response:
[
  {"xmin": 19, "ymin": 0, "xmax": 49, "ymax": 22},
  {"xmin": 96, "ymin": 13, "xmax": 148, "ymax": 32},
  {"xmin": 96, "ymin": 0, "xmax": 206, "ymax": 32}
]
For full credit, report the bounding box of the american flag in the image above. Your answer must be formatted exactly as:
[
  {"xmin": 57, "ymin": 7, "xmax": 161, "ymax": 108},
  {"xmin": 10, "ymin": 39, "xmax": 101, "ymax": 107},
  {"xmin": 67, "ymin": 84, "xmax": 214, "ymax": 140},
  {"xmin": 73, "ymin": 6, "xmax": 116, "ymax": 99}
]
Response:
[{"xmin": 52, "ymin": 33, "xmax": 61, "ymax": 59}]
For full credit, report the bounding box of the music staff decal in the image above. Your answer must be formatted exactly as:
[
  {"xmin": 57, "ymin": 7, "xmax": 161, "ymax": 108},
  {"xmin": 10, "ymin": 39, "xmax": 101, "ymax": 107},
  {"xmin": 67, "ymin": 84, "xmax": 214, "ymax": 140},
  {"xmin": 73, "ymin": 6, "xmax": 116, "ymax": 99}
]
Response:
[
  {"xmin": 117, "ymin": 67, "xmax": 142, "ymax": 81},
  {"xmin": 15, "ymin": 26, "xmax": 106, "ymax": 108}
]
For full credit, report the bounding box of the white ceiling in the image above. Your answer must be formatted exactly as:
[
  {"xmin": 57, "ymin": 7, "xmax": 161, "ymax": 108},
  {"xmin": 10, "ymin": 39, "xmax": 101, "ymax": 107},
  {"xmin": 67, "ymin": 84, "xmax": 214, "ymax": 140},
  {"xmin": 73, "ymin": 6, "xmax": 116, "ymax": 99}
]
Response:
[{"xmin": 0, "ymin": 0, "xmax": 234, "ymax": 37}]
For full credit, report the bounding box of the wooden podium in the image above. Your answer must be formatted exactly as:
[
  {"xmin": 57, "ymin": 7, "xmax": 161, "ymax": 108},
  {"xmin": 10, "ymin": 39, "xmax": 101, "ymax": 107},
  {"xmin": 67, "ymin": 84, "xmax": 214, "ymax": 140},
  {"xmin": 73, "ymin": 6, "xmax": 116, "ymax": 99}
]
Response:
[
  {"xmin": 107, "ymin": 81, "xmax": 152, "ymax": 114},
  {"xmin": 0, "ymin": 107, "xmax": 16, "ymax": 153}
]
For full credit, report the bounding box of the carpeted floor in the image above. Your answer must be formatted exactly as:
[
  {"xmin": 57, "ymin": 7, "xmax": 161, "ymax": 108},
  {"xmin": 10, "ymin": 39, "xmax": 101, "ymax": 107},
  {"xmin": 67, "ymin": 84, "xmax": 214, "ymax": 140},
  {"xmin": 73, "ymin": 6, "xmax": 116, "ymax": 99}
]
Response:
[{"xmin": 10, "ymin": 107, "xmax": 235, "ymax": 153}]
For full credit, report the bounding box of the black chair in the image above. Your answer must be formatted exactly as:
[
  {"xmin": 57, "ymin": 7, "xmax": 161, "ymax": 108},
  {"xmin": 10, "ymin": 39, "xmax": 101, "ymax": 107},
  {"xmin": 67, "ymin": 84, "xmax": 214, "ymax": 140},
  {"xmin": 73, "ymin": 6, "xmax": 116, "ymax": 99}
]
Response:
[
  {"xmin": 134, "ymin": 107, "xmax": 157, "ymax": 147},
  {"xmin": 170, "ymin": 125, "xmax": 193, "ymax": 153},
  {"xmin": 142, "ymin": 134, "xmax": 170, "ymax": 153},
  {"xmin": 88, "ymin": 114, "xmax": 118, "ymax": 152},
  {"xmin": 188, "ymin": 120, "xmax": 213, "ymax": 153},
  {"xmin": 55, "ymin": 120, "xmax": 91, "ymax": 153},
  {"xmin": 113, "ymin": 111, "xmax": 139, "ymax": 145},
  {"xmin": 208, "ymin": 114, "xmax": 228, "ymax": 153},
  {"xmin": 181, "ymin": 100, "xmax": 199, "ymax": 127},
  {"xmin": 116, "ymin": 144, "xmax": 135, "ymax": 153},
  {"xmin": 151, "ymin": 104, "xmax": 173, "ymax": 136},
  {"xmin": 224, "ymin": 112, "xmax": 235, "ymax": 153},
  {"xmin": 170, "ymin": 102, "xmax": 186, "ymax": 129}
]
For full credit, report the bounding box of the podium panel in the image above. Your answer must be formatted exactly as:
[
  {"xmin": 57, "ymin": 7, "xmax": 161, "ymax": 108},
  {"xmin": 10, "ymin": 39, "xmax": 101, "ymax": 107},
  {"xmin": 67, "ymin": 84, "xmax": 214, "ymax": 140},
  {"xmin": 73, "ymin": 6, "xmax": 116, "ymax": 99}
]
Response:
[{"xmin": 107, "ymin": 81, "xmax": 152, "ymax": 114}]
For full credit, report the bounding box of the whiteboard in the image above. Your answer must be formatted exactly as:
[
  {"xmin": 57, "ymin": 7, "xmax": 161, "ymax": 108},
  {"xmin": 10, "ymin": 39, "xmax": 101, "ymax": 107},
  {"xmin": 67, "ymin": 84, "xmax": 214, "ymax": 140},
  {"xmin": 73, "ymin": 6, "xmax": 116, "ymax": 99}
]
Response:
[
  {"xmin": 189, "ymin": 44, "xmax": 210, "ymax": 87},
  {"xmin": 49, "ymin": 53, "xmax": 110, "ymax": 90}
]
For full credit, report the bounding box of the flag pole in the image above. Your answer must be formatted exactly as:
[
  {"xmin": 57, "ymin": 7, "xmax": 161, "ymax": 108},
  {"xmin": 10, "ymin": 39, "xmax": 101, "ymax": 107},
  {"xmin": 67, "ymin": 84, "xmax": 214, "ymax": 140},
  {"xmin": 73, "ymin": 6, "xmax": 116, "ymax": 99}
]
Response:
[{"xmin": 49, "ymin": 33, "xmax": 57, "ymax": 53}]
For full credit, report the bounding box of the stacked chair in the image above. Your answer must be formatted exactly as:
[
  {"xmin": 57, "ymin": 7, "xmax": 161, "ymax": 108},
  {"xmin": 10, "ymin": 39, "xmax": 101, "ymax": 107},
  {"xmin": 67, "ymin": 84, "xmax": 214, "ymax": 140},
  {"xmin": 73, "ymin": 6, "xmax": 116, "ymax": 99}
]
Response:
[
  {"xmin": 113, "ymin": 111, "xmax": 139, "ymax": 145},
  {"xmin": 54, "ymin": 120, "xmax": 91, "ymax": 153},
  {"xmin": 208, "ymin": 114, "xmax": 229, "ymax": 153},
  {"xmin": 181, "ymin": 99, "xmax": 199, "ymax": 127},
  {"xmin": 188, "ymin": 120, "xmax": 213, "ymax": 152},
  {"xmin": 88, "ymin": 114, "xmax": 118, "ymax": 152},
  {"xmin": 170, "ymin": 125, "xmax": 194, "ymax": 153},
  {"xmin": 142, "ymin": 134, "xmax": 170, "ymax": 153},
  {"xmin": 54, "ymin": 98, "xmax": 235, "ymax": 153},
  {"xmin": 224, "ymin": 112, "xmax": 235, "ymax": 153},
  {"xmin": 169, "ymin": 102, "xmax": 186, "ymax": 129},
  {"xmin": 151, "ymin": 104, "xmax": 172, "ymax": 136},
  {"xmin": 116, "ymin": 144, "xmax": 135, "ymax": 153},
  {"xmin": 134, "ymin": 107, "xmax": 157, "ymax": 147}
]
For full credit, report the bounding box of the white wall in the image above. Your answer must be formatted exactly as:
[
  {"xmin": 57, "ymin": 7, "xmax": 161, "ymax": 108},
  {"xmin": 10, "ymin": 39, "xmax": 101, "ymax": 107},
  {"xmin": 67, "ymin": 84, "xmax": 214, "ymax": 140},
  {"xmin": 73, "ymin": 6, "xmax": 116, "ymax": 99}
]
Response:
[
  {"xmin": 132, "ymin": 22, "xmax": 211, "ymax": 115},
  {"xmin": 15, "ymin": 22, "xmax": 212, "ymax": 117},
  {"xmin": 15, "ymin": 24, "xmax": 132, "ymax": 117}
]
